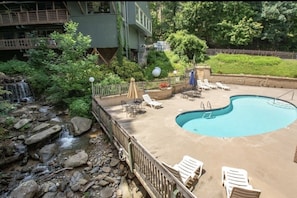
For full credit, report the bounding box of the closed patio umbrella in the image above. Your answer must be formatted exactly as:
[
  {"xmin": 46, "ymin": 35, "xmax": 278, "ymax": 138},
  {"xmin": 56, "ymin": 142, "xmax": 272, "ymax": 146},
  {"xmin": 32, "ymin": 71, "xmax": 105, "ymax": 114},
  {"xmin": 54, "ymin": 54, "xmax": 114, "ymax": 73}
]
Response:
[
  {"xmin": 189, "ymin": 70, "xmax": 196, "ymax": 89},
  {"xmin": 127, "ymin": 77, "xmax": 139, "ymax": 101}
]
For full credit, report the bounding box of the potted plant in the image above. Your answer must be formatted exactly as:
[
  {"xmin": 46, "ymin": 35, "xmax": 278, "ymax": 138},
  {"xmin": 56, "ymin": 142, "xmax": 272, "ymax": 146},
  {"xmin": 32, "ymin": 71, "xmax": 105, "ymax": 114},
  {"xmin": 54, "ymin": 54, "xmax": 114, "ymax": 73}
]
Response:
[{"xmin": 159, "ymin": 82, "xmax": 170, "ymax": 90}]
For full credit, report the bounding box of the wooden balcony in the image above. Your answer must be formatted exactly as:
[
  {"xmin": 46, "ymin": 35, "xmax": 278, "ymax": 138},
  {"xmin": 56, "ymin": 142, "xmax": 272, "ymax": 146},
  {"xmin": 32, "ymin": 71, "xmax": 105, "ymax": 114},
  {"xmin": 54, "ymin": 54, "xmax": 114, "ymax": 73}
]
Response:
[
  {"xmin": 0, "ymin": 38, "xmax": 57, "ymax": 50},
  {"xmin": 0, "ymin": 9, "xmax": 69, "ymax": 27}
]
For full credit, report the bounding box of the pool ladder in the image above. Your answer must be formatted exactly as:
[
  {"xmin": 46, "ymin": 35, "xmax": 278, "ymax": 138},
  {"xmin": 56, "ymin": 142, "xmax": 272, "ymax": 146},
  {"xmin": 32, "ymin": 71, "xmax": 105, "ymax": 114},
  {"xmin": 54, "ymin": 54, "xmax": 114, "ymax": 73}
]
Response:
[
  {"xmin": 201, "ymin": 101, "xmax": 214, "ymax": 119},
  {"xmin": 274, "ymin": 89, "xmax": 295, "ymax": 103},
  {"xmin": 200, "ymin": 101, "xmax": 212, "ymax": 110}
]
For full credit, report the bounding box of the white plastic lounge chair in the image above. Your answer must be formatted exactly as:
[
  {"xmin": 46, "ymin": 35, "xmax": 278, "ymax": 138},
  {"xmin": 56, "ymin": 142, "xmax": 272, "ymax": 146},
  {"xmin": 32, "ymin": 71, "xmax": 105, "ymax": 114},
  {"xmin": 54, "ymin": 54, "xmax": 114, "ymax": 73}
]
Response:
[
  {"xmin": 162, "ymin": 155, "xmax": 204, "ymax": 190},
  {"xmin": 216, "ymin": 82, "xmax": 230, "ymax": 90},
  {"xmin": 203, "ymin": 79, "xmax": 217, "ymax": 89},
  {"xmin": 173, "ymin": 155, "xmax": 204, "ymax": 179},
  {"xmin": 142, "ymin": 94, "xmax": 163, "ymax": 109},
  {"xmin": 222, "ymin": 166, "xmax": 260, "ymax": 198},
  {"xmin": 229, "ymin": 186, "xmax": 261, "ymax": 198},
  {"xmin": 197, "ymin": 79, "xmax": 211, "ymax": 90}
]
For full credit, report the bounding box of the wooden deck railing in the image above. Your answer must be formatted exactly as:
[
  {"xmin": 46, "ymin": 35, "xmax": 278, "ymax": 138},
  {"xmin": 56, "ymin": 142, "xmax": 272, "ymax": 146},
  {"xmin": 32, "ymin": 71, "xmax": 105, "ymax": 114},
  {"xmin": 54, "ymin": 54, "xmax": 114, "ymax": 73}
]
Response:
[
  {"xmin": 91, "ymin": 98, "xmax": 197, "ymax": 198},
  {"xmin": 0, "ymin": 38, "xmax": 57, "ymax": 50},
  {"xmin": 0, "ymin": 9, "xmax": 68, "ymax": 26}
]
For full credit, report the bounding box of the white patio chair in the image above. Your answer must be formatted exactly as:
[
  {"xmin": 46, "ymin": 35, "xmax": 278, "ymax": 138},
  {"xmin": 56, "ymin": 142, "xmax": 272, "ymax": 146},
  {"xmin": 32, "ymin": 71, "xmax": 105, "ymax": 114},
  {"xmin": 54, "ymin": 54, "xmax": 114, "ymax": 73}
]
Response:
[
  {"xmin": 216, "ymin": 82, "xmax": 230, "ymax": 90},
  {"xmin": 162, "ymin": 155, "xmax": 204, "ymax": 191},
  {"xmin": 197, "ymin": 79, "xmax": 211, "ymax": 90},
  {"xmin": 203, "ymin": 79, "xmax": 217, "ymax": 89},
  {"xmin": 142, "ymin": 94, "xmax": 163, "ymax": 109},
  {"xmin": 222, "ymin": 166, "xmax": 260, "ymax": 198}
]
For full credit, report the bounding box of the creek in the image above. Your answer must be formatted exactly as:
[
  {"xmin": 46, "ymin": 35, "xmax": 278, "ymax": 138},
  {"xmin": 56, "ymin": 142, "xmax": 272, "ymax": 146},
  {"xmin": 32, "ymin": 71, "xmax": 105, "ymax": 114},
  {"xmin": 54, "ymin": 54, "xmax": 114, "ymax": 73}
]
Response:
[{"xmin": 0, "ymin": 77, "xmax": 149, "ymax": 197}]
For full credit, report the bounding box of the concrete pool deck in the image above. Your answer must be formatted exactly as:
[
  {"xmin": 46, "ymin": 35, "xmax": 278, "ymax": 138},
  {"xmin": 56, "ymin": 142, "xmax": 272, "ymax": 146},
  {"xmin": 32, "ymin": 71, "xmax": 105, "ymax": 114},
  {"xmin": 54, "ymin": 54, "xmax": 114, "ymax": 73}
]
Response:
[{"xmin": 104, "ymin": 84, "xmax": 297, "ymax": 198}]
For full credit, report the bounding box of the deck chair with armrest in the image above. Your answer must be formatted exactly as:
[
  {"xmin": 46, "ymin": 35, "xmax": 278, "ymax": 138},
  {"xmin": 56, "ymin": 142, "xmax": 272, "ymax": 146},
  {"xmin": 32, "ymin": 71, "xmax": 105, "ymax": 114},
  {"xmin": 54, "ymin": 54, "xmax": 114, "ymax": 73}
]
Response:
[
  {"xmin": 229, "ymin": 186, "xmax": 261, "ymax": 198},
  {"xmin": 197, "ymin": 79, "xmax": 211, "ymax": 90},
  {"xmin": 162, "ymin": 155, "xmax": 204, "ymax": 191},
  {"xmin": 222, "ymin": 166, "xmax": 261, "ymax": 198},
  {"xmin": 173, "ymin": 155, "xmax": 204, "ymax": 179},
  {"xmin": 142, "ymin": 94, "xmax": 163, "ymax": 109},
  {"xmin": 216, "ymin": 82, "xmax": 230, "ymax": 90},
  {"xmin": 203, "ymin": 79, "xmax": 218, "ymax": 89}
]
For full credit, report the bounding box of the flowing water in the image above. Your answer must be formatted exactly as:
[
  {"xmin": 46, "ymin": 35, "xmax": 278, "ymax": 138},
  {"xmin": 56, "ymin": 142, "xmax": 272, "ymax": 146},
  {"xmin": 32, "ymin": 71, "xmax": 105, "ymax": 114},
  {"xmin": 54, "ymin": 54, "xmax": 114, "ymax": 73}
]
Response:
[{"xmin": 3, "ymin": 80, "xmax": 34, "ymax": 103}]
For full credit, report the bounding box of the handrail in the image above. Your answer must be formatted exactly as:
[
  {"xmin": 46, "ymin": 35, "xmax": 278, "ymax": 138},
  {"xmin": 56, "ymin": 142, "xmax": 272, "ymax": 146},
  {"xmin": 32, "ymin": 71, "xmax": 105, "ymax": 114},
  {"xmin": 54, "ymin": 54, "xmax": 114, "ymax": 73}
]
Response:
[
  {"xmin": 200, "ymin": 101, "xmax": 205, "ymax": 110},
  {"xmin": 0, "ymin": 9, "xmax": 68, "ymax": 27},
  {"xmin": 274, "ymin": 89, "xmax": 295, "ymax": 103},
  {"xmin": 0, "ymin": 37, "xmax": 58, "ymax": 50},
  {"xmin": 207, "ymin": 101, "xmax": 212, "ymax": 109}
]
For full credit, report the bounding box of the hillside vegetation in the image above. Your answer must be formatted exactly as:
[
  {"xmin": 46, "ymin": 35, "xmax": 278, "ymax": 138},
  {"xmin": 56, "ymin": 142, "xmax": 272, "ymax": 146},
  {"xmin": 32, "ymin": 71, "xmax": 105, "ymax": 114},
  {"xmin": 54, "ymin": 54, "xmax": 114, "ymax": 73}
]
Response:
[{"xmin": 205, "ymin": 54, "xmax": 297, "ymax": 78}]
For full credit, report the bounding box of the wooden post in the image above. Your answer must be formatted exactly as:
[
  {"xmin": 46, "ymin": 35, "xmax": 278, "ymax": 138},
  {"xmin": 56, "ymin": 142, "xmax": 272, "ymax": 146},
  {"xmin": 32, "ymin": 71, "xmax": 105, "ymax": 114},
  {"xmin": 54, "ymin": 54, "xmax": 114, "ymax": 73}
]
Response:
[{"xmin": 294, "ymin": 146, "xmax": 297, "ymax": 163}]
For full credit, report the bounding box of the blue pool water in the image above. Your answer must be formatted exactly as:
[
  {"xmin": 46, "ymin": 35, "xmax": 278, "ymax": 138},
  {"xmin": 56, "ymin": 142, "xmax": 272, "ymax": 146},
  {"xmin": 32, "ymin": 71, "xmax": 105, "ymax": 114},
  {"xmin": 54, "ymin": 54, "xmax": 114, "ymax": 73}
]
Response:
[{"xmin": 176, "ymin": 95, "xmax": 297, "ymax": 138}]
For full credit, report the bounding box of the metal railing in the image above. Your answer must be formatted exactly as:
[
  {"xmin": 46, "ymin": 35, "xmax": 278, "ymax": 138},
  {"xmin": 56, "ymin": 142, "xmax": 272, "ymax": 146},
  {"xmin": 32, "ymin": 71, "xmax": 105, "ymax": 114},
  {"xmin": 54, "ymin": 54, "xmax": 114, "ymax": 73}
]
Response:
[
  {"xmin": 93, "ymin": 77, "xmax": 186, "ymax": 98},
  {"xmin": 200, "ymin": 101, "xmax": 205, "ymax": 110},
  {"xmin": 274, "ymin": 89, "xmax": 295, "ymax": 103},
  {"xmin": 91, "ymin": 98, "xmax": 197, "ymax": 198},
  {"xmin": 207, "ymin": 101, "xmax": 212, "ymax": 109}
]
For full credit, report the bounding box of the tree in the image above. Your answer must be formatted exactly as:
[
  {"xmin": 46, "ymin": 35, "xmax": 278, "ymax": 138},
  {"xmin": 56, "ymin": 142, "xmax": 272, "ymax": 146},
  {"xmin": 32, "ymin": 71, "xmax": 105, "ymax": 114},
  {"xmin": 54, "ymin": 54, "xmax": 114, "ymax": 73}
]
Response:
[
  {"xmin": 260, "ymin": 1, "xmax": 297, "ymax": 50},
  {"xmin": 149, "ymin": 2, "xmax": 182, "ymax": 41},
  {"xmin": 166, "ymin": 30, "xmax": 208, "ymax": 63},
  {"xmin": 215, "ymin": 17, "xmax": 263, "ymax": 47},
  {"xmin": 45, "ymin": 21, "xmax": 98, "ymax": 109}
]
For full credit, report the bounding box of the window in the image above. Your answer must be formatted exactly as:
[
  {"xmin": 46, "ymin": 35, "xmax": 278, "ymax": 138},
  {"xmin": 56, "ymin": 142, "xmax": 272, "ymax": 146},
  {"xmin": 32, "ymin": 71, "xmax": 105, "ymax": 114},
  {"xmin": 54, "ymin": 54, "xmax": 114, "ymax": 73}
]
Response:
[{"xmin": 87, "ymin": 1, "xmax": 110, "ymax": 14}]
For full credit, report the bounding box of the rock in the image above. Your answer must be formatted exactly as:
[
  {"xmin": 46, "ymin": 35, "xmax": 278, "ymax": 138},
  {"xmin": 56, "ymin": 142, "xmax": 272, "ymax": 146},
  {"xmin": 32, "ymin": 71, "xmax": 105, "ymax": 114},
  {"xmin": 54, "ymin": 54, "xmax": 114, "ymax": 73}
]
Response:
[
  {"xmin": 99, "ymin": 187, "xmax": 114, "ymax": 198},
  {"xmin": 8, "ymin": 179, "xmax": 39, "ymax": 198},
  {"xmin": 69, "ymin": 171, "xmax": 87, "ymax": 192},
  {"xmin": 32, "ymin": 123, "xmax": 51, "ymax": 132},
  {"xmin": 14, "ymin": 118, "xmax": 32, "ymax": 129},
  {"xmin": 102, "ymin": 166, "xmax": 111, "ymax": 173},
  {"xmin": 25, "ymin": 125, "xmax": 62, "ymax": 145},
  {"xmin": 70, "ymin": 116, "xmax": 92, "ymax": 136},
  {"xmin": 110, "ymin": 158, "xmax": 120, "ymax": 167},
  {"xmin": 38, "ymin": 143, "xmax": 58, "ymax": 163},
  {"xmin": 63, "ymin": 150, "xmax": 88, "ymax": 168},
  {"xmin": 118, "ymin": 176, "xmax": 132, "ymax": 198}
]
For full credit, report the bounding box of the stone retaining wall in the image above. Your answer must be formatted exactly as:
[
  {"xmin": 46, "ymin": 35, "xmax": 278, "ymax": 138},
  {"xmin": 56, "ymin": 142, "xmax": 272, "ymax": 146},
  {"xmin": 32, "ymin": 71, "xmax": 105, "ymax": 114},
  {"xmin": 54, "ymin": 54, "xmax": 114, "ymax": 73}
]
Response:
[{"xmin": 194, "ymin": 65, "xmax": 297, "ymax": 89}]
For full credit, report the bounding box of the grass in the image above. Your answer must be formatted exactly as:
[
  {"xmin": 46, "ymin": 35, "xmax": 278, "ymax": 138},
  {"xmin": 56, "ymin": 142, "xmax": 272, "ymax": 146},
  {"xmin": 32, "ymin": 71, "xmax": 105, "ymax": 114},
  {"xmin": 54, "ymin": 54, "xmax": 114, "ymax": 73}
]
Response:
[{"xmin": 205, "ymin": 53, "xmax": 297, "ymax": 78}]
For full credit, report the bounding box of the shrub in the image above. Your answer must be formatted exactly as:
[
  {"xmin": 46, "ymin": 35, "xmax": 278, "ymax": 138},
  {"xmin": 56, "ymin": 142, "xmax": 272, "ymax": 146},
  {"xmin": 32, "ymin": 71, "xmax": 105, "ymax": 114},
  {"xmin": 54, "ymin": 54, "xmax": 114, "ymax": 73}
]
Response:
[{"xmin": 69, "ymin": 98, "xmax": 91, "ymax": 118}]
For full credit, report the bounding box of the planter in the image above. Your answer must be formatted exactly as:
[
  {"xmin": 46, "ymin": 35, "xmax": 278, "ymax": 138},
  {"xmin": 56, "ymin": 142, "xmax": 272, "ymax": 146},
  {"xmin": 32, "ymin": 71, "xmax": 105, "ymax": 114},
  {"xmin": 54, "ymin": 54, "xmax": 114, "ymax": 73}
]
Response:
[{"xmin": 145, "ymin": 87, "xmax": 173, "ymax": 100}]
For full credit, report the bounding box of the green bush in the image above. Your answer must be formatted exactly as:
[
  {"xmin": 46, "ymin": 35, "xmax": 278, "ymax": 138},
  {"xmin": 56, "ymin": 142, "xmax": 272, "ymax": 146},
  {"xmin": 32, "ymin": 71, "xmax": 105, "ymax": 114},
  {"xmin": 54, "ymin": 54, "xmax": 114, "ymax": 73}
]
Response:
[
  {"xmin": 144, "ymin": 50, "xmax": 191, "ymax": 80},
  {"xmin": 0, "ymin": 59, "xmax": 33, "ymax": 75},
  {"xmin": 0, "ymin": 101, "xmax": 15, "ymax": 116},
  {"xmin": 69, "ymin": 98, "xmax": 91, "ymax": 118}
]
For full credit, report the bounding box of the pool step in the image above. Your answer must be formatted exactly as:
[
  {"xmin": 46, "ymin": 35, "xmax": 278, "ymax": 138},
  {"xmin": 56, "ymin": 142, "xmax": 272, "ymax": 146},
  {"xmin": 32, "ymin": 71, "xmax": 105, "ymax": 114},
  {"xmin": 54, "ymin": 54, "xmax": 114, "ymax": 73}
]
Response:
[
  {"xmin": 202, "ymin": 112, "xmax": 215, "ymax": 119},
  {"xmin": 268, "ymin": 100, "xmax": 295, "ymax": 109}
]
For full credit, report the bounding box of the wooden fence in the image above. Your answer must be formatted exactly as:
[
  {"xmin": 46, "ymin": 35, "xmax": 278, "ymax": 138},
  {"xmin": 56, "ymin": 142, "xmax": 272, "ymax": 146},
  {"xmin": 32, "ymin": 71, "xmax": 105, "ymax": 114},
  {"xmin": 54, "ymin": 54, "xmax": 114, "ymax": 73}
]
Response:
[
  {"xmin": 206, "ymin": 48, "xmax": 297, "ymax": 59},
  {"xmin": 91, "ymin": 98, "xmax": 197, "ymax": 198}
]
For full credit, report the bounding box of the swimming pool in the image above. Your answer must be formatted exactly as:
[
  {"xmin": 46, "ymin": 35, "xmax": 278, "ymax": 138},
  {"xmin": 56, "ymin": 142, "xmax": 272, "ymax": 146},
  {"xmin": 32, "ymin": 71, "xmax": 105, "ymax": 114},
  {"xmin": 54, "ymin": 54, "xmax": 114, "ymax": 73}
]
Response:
[{"xmin": 175, "ymin": 95, "xmax": 297, "ymax": 138}]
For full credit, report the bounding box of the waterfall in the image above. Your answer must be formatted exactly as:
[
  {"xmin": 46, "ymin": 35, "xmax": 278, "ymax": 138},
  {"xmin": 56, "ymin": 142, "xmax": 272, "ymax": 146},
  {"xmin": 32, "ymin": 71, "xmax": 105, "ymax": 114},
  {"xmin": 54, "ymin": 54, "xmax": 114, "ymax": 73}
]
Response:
[
  {"xmin": 3, "ymin": 80, "xmax": 34, "ymax": 103},
  {"xmin": 58, "ymin": 124, "xmax": 76, "ymax": 149}
]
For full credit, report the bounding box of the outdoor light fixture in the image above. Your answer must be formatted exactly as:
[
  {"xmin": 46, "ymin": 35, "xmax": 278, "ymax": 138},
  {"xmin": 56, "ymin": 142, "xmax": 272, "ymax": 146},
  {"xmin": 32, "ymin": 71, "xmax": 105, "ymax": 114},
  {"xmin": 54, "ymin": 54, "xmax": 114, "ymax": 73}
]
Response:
[
  {"xmin": 152, "ymin": 67, "xmax": 161, "ymax": 77},
  {"xmin": 89, "ymin": 77, "xmax": 95, "ymax": 96}
]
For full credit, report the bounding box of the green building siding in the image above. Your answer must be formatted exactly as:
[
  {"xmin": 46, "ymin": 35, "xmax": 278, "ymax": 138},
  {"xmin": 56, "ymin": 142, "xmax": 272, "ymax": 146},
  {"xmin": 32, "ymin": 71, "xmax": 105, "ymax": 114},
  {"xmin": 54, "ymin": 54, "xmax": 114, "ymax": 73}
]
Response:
[
  {"xmin": 72, "ymin": 15, "xmax": 118, "ymax": 48},
  {"xmin": 66, "ymin": 1, "xmax": 151, "ymax": 50},
  {"xmin": 67, "ymin": 1, "xmax": 118, "ymax": 48}
]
